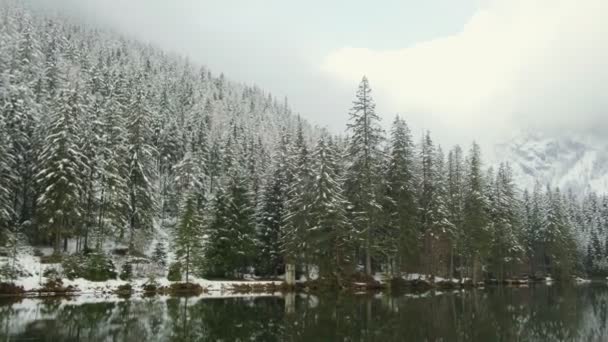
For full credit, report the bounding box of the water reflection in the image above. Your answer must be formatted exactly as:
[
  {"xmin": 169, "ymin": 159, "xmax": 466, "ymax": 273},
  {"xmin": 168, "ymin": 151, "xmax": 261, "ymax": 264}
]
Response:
[{"xmin": 1, "ymin": 285, "xmax": 607, "ymax": 341}]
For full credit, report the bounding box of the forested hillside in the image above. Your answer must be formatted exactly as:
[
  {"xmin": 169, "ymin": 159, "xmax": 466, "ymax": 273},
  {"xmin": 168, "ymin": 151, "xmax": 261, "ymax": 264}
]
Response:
[
  {"xmin": 0, "ymin": 3, "xmax": 310, "ymax": 248},
  {"xmin": 2, "ymin": 2, "xmax": 608, "ymax": 287}
]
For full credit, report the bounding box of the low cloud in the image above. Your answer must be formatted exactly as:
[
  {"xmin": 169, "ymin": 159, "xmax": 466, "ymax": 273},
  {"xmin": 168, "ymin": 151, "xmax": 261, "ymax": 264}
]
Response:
[{"xmin": 322, "ymin": 0, "xmax": 608, "ymax": 150}]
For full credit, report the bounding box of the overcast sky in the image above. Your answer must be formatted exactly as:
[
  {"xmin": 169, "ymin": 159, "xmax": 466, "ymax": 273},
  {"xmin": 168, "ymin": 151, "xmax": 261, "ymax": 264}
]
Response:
[{"xmin": 28, "ymin": 0, "xmax": 608, "ymax": 153}]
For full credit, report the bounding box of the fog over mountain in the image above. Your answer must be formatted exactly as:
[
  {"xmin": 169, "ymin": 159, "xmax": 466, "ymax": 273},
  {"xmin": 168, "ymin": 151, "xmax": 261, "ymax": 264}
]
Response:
[{"xmin": 24, "ymin": 0, "xmax": 608, "ymax": 193}]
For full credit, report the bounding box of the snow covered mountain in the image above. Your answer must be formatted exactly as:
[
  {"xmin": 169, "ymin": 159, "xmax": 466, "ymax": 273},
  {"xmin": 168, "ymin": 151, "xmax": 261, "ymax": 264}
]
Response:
[{"xmin": 494, "ymin": 131, "xmax": 608, "ymax": 195}]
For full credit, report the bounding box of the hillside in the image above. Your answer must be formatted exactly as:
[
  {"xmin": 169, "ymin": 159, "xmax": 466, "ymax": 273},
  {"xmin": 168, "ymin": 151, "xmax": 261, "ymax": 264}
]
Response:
[
  {"xmin": 0, "ymin": 2, "xmax": 314, "ymax": 252},
  {"xmin": 494, "ymin": 131, "xmax": 608, "ymax": 195}
]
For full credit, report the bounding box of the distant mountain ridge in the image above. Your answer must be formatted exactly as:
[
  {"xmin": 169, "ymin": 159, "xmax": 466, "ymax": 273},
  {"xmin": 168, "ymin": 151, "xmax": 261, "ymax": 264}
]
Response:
[{"xmin": 494, "ymin": 131, "xmax": 608, "ymax": 195}]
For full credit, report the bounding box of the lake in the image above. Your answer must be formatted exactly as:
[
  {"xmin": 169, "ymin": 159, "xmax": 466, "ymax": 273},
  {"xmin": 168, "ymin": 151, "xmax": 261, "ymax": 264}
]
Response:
[{"xmin": 1, "ymin": 285, "xmax": 607, "ymax": 341}]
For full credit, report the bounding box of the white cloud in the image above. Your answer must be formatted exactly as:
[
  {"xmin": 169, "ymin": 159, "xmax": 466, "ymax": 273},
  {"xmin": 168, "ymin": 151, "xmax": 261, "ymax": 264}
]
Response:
[{"xmin": 322, "ymin": 0, "xmax": 608, "ymax": 150}]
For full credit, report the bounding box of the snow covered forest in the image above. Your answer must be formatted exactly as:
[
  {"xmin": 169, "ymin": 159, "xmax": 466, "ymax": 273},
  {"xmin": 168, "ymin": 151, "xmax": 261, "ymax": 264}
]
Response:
[{"xmin": 1, "ymin": 2, "xmax": 608, "ymax": 286}]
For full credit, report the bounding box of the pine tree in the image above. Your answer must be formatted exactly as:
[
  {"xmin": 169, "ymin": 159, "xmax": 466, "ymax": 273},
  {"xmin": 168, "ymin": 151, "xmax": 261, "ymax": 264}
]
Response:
[
  {"xmin": 462, "ymin": 142, "xmax": 490, "ymax": 282},
  {"xmin": 256, "ymin": 132, "xmax": 291, "ymax": 277},
  {"xmin": 307, "ymin": 134, "xmax": 352, "ymax": 285},
  {"xmin": 204, "ymin": 139, "xmax": 257, "ymax": 279},
  {"xmin": 158, "ymin": 118, "xmax": 183, "ymax": 218},
  {"xmin": 0, "ymin": 116, "xmax": 15, "ymax": 244},
  {"xmin": 446, "ymin": 145, "xmax": 466, "ymax": 277},
  {"xmin": 36, "ymin": 86, "xmax": 87, "ymax": 254},
  {"xmin": 542, "ymin": 187, "xmax": 577, "ymax": 278},
  {"xmin": 125, "ymin": 85, "xmax": 157, "ymax": 250},
  {"xmin": 152, "ymin": 240, "xmax": 167, "ymax": 268},
  {"xmin": 428, "ymin": 146, "xmax": 455, "ymax": 276},
  {"xmin": 488, "ymin": 163, "xmax": 522, "ymax": 281},
  {"xmin": 78, "ymin": 77, "xmax": 101, "ymax": 252},
  {"xmin": 282, "ymin": 120, "xmax": 313, "ymax": 277},
  {"xmin": 96, "ymin": 72, "xmax": 130, "ymax": 248},
  {"xmin": 173, "ymin": 192, "xmax": 203, "ymax": 283},
  {"xmin": 5, "ymin": 14, "xmax": 40, "ymax": 227},
  {"xmin": 379, "ymin": 116, "xmax": 418, "ymax": 276},
  {"xmin": 344, "ymin": 76, "xmax": 384, "ymax": 275}
]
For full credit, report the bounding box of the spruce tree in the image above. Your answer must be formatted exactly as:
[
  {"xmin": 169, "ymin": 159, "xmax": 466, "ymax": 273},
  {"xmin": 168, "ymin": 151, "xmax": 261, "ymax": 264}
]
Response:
[
  {"xmin": 125, "ymin": 85, "xmax": 157, "ymax": 250},
  {"xmin": 462, "ymin": 142, "xmax": 490, "ymax": 282},
  {"xmin": 0, "ymin": 117, "xmax": 15, "ymax": 244},
  {"xmin": 307, "ymin": 134, "xmax": 352, "ymax": 284},
  {"xmin": 380, "ymin": 116, "xmax": 418, "ymax": 276},
  {"xmin": 5, "ymin": 15, "xmax": 40, "ymax": 226},
  {"xmin": 446, "ymin": 145, "xmax": 466, "ymax": 277},
  {"xmin": 488, "ymin": 163, "xmax": 522, "ymax": 281},
  {"xmin": 36, "ymin": 86, "xmax": 87, "ymax": 254},
  {"xmin": 256, "ymin": 132, "xmax": 291, "ymax": 277},
  {"xmin": 428, "ymin": 146, "xmax": 455, "ymax": 276},
  {"xmin": 344, "ymin": 76, "xmax": 384, "ymax": 275},
  {"xmin": 282, "ymin": 120, "xmax": 313, "ymax": 277},
  {"xmin": 96, "ymin": 73, "xmax": 130, "ymax": 248},
  {"xmin": 204, "ymin": 138, "xmax": 257, "ymax": 278},
  {"xmin": 152, "ymin": 240, "xmax": 168, "ymax": 268},
  {"xmin": 173, "ymin": 192, "xmax": 203, "ymax": 283},
  {"xmin": 158, "ymin": 118, "xmax": 183, "ymax": 218},
  {"xmin": 542, "ymin": 187, "xmax": 576, "ymax": 278}
]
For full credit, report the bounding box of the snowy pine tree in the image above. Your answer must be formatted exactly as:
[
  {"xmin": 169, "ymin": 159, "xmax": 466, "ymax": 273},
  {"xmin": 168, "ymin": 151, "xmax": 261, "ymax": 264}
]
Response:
[
  {"xmin": 379, "ymin": 116, "xmax": 418, "ymax": 276},
  {"xmin": 307, "ymin": 134, "xmax": 352, "ymax": 284},
  {"xmin": 152, "ymin": 240, "xmax": 168, "ymax": 269},
  {"xmin": 344, "ymin": 76, "xmax": 384, "ymax": 275},
  {"xmin": 0, "ymin": 116, "xmax": 15, "ymax": 244},
  {"xmin": 204, "ymin": 138, "xmax": 257, "ymax": 278},
  {"xmin": 487, "ymin": 163, "xmax": 523, "ymax": 281},
  {"xmin": 462, "ymin": 142, "xmax": 490, "ymax": 282},
  {"xmin": 256, "ymin": 131, "xmax": 291, "ymax": 276},
  {"xmin": 282, "ymin": 120, "xmax": 313, "ymax": 278},
  {"xmin": 173, "ymin": 192, "xmax": 203, "ymax": 283},
  {"xmin": 36, "ymin": 85, "xmax": 87, "ymax": 253},
  {"xmin": 96, "ymin": 73, "xmax": 130, "ymax": 248},
  {"xmin": 125, "ymin": 85, "xmax": 157, "ymax": 250}
]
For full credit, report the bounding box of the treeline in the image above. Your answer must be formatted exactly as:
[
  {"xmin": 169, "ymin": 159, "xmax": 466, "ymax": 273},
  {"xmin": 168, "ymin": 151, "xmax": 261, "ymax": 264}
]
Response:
[{"xmin": 1, "ymin": 2, "xmax": 607, "ymax": 284}]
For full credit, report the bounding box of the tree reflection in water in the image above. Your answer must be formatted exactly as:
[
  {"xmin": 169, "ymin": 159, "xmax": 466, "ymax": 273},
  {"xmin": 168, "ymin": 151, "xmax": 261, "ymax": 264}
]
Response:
[{"xmin": 1, "ymin": 285, "xmax": 608, "ymax": 341}]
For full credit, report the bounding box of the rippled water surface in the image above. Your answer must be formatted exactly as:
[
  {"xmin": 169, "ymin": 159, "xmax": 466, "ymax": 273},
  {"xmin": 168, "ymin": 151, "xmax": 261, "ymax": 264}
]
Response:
[{"xmin": 1, "ymin": 285, "xmax": 608, "ymax": 341}]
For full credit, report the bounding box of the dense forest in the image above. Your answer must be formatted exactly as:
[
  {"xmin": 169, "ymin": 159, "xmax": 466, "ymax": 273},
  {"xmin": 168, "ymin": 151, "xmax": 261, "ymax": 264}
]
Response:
[{"xmin": 1, "ymin": 2, "xmax": 608, "ymax": 286}]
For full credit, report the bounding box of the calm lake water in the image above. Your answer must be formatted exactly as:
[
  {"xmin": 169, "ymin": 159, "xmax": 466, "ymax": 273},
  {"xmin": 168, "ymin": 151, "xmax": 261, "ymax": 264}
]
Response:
[{"xmin": 1, "ymin": 285, "xmax": 607, "ymax": 341}]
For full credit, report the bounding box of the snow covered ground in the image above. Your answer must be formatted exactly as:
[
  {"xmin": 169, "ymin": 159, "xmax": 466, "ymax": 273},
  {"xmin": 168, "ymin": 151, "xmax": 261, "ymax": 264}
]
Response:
[{"xmin": 3, "ymin": 246, "xmax": 282, "ymax": 296}]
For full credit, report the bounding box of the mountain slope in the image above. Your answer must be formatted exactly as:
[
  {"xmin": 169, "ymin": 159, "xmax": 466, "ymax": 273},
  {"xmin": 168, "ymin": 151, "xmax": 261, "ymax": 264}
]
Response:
[{"xmin": 494, "ymin": 131, "xmax": 608, "ymax": 194}]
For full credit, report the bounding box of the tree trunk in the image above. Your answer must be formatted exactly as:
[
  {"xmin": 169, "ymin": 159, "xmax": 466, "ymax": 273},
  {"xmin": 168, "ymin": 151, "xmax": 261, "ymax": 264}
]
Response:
[
  {"xmin": 449, "ymin": 246, "xmax": 454, "ymax": 279},
  {"xmin": 285, "ymin": 263, "xmax": 296, "ymax": 286},
  {"xmin": 472, "ymin": 255, "xmax": 480, "ymax": 284},
  {"xmin": 185, "ymin": 245, "xmax": 190, "ymax": 283},
  {"xmin": 365, "ymin": 226, "xmax": 372, "ymax": 275},
  {"xmin": 54, "ymin": 224, "xmax": 61, "ymax": 254},
  {"xmin": 285, "ymin": 292, "xmax": 296, "ymax": 314}
]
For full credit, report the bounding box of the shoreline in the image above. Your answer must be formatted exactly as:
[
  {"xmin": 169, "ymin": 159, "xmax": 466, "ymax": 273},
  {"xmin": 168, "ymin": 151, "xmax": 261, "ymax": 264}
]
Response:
[{"xmin": 0, "ymin": 275, "xmax": 598, "ymax": 299}]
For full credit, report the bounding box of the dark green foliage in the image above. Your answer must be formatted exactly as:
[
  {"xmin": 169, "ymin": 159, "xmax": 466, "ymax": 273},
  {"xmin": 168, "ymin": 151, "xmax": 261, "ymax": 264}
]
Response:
[
  {"xmin": 152, "ymin": 241, "xmax": 168, "ymax": 268},
  {"xmin": 380, "ymin": 116, "xmax": 419, "ymax": 274},
  {"xmin": 344, "ymin": 76, "xmax": 384, "ymax": 275},
  {"xmin": 61, "ymin": 252, "xmax": 117, "ymax": 281},
  {"xmin": 306, "ymin": 135, "xmax": 353, "ymax": 284},
  {"xmin": 43, "ymin": 267, "xmax": 60, "ymax": 280},
  {"xmin": 462, "ymin": 142, "xmax": 491, "ymax": 282},
  {"xmin": 120, "ymin": 262, "xmax": 133, "ymax": 281},
  {"xmin": 256, "ymin": 132, "xmax": 291, "ymax": 277},
  {"xmin": 36, "ymin": 87, "xmax": 88, "ymax": 253},
  {"xmin": 204, "ymin": 177, "xmax": 257, "ymax": 279},
  {"xmin": 167, "ymin": 262, "xmax": 182, "ymax": 281},
  {"xmin": 173, "ymin": 193, "xmax": 203, "ymax": 283},
  {"xmin": 0, "ymin": 263, "xmax": 22, "ymax": 281},
  {"xmin": 125, "ymin": 87, "xmax": 158, "ymax": 249}
]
